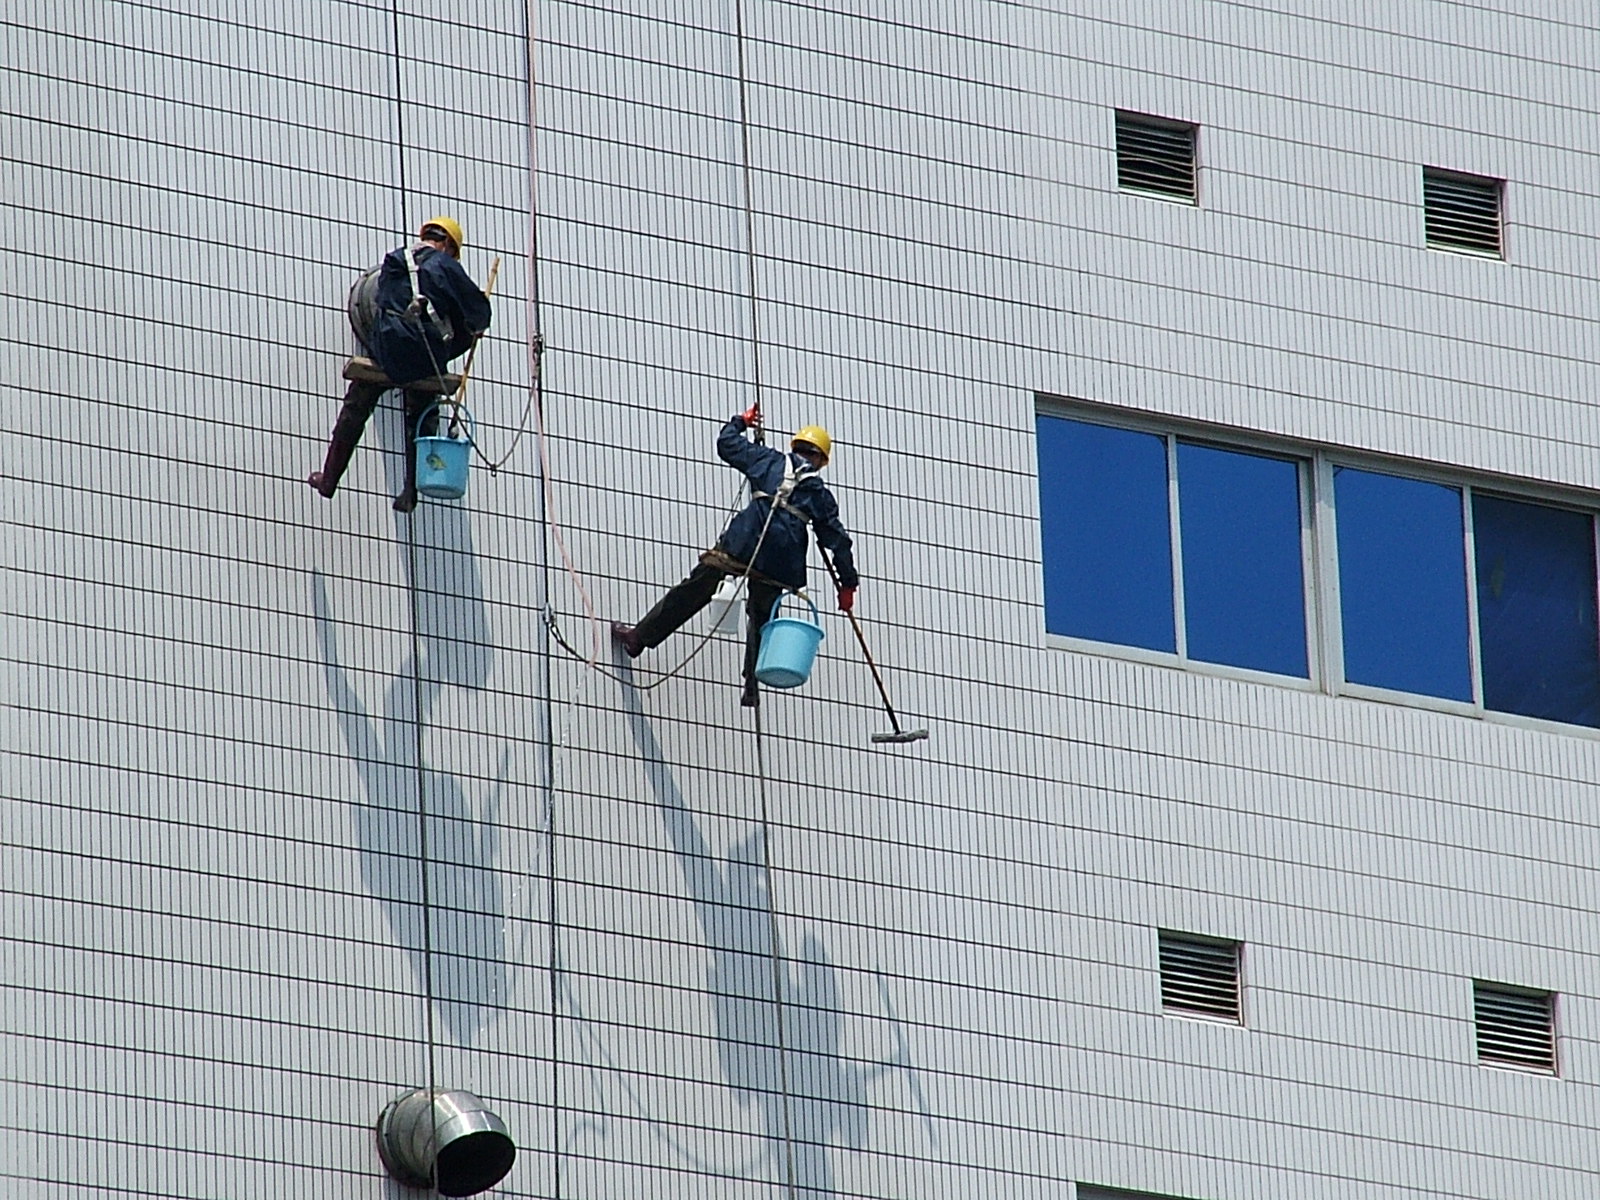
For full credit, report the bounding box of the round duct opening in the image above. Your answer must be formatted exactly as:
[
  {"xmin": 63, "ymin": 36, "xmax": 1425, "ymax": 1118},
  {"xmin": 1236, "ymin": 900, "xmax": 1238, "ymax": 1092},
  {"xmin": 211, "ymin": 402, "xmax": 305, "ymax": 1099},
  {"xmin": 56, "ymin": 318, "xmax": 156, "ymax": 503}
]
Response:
[{"xmin": 376, "ymin": 1087, "xmax": 516, "ymax": 1197}]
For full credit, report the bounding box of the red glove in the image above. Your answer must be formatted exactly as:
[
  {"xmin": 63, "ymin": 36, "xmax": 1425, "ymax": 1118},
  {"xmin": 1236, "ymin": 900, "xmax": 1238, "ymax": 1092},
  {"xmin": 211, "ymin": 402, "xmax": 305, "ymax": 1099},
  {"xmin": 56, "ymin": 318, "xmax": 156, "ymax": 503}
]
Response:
[
  {"xmin": 837, "ymin": 586, "xmax": 856, "ymax": 613},
  {"xmin": 740, "ymin": 405, "xmax": 762, "ymax": 429}
]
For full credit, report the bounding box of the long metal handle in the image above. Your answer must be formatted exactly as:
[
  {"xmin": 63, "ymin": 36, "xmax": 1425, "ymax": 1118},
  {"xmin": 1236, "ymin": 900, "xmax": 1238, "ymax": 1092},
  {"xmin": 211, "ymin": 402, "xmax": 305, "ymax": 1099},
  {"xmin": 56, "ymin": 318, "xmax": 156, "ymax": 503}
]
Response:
[{"xmin": 818, "ymin": 546, "xmax": 904, "ymax": 736}]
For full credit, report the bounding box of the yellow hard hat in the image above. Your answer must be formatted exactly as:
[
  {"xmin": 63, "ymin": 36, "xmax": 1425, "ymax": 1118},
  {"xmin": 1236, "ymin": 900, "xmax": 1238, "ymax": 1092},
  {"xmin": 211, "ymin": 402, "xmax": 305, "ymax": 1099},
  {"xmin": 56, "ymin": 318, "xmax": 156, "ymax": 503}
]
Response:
[
  {"xmin": 419, "ymin": 216, "xmax": 465, "ymax": 253},
  {"xmin": 792, "ymin": 425, "xmax": 832, "ymax": 464}
]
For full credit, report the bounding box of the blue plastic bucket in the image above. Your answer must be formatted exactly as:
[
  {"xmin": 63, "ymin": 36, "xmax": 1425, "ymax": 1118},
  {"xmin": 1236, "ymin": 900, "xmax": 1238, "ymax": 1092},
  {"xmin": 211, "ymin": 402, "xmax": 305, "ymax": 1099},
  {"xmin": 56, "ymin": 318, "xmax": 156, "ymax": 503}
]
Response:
[
  {"xmin": 754, "ymin": 593, "xmax": 825, "ymax": 689},
  {"xmin": 415, "ymin": 404, "xmax": 473, "ymax": 500}
]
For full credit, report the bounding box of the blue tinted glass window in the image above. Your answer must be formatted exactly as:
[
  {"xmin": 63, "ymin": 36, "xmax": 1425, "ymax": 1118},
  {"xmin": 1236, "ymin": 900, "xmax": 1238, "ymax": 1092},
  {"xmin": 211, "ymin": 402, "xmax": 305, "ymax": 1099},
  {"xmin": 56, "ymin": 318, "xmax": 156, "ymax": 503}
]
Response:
[
  {"xmin": 1335, "ymin": 467, "xmax": 1472, "ymax": 701},
  {"xmin": 1036, "ymin": 415, "xmax": 1174, "ymax": 651},
  {"xmin": 1474, "ymin": 494, "xmax": 1600, "ymax": 727},
  {"xmin": 1177, "ymin": 443, "xmax": 1308, "ymax": 677}
]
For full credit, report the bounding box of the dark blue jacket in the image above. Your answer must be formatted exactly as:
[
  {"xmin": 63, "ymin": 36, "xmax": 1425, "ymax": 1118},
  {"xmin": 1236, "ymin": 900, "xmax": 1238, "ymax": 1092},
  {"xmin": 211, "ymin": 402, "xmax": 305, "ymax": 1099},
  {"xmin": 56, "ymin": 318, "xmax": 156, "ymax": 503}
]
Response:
[
  {"xmin": 364, "ymin": 244, "xmax": 493, "ymax": 386},
  {"xmin": 716, "ymin": 415, "xmax": 859, "ymax": 591}
]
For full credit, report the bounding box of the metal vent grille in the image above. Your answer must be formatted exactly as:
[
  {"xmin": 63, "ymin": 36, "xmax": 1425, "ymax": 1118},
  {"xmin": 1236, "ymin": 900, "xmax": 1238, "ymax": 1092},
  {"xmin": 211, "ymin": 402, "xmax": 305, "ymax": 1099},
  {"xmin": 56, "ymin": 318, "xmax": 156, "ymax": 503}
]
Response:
[
  {"xmin": 1424, "ymin": 167, "xmax": 1503, "ymax": 257},
  {"xmin": 1116, "ymin": 111, "xmax": 1197, "ymax": 202},
  {"xmin": 1158, "ymin": 931, "xmax": 1240, "ymax": 1021},
  {"xmin": 1474, "ymin": 981, "xmax": 1555, "ymax": 1072}
]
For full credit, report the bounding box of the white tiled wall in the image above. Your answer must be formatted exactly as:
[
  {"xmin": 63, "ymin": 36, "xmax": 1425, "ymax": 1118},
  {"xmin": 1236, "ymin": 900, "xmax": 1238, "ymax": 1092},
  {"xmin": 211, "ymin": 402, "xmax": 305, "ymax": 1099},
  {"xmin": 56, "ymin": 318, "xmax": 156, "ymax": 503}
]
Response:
[{"xmin": 6, "ymin": 1, "xmax": 1599, "ymax": 1197}]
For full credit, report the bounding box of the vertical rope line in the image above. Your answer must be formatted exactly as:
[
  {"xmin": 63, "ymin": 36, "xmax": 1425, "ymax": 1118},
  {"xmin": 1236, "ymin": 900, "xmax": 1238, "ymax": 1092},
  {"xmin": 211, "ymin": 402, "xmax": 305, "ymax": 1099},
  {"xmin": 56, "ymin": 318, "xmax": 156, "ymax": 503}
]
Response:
[
  {"xmin": 736, "ymin": 11, "xmax": 796, "ymax": 1186},
  {"xmin": 520, "ymin": 2, "xmax": 566, "ymax": 1197},
  {"xmin": 733, "ymin": 0, "xmax": 767, "ymax": 433},
  {"xmin": 389, "ymin": 0, "xmax": 441, "ymax": 1182},
  {"xmin": 751, "ymin": 710, "xmax": 800, "ymax": 1198}
]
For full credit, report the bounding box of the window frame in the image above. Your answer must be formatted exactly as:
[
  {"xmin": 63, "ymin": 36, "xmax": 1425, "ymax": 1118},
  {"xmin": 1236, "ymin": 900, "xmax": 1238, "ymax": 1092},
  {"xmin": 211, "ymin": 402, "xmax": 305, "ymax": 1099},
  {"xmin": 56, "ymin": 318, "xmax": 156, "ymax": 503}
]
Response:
[
  {"xmin": 1037, "ymin": 407, "xmax": 1321, "ymax": 690},
  {"xmin": 1036, "ymin": 396, "xmax": 1600, "ymax": 740}
]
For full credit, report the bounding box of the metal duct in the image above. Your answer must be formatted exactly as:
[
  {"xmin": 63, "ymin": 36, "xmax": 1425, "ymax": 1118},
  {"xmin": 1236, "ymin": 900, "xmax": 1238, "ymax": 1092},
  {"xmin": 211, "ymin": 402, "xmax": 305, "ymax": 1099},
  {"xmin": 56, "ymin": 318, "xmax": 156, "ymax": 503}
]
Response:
[{"xmin": 376, "ymin": 1088, "xmax": 516, "ymax": 1197}]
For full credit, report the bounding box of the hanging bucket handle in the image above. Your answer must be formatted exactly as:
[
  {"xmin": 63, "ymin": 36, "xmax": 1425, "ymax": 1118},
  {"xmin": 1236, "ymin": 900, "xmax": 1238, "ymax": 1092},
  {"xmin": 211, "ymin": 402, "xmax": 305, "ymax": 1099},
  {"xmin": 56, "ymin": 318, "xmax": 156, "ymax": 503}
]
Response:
[
  {"xmin": 415, "ymin": 402, "xmax": 474, "ymax": 441},
  {"xmin": 768, "ymin": 590, "xmax": 820, "ymax": 626}
]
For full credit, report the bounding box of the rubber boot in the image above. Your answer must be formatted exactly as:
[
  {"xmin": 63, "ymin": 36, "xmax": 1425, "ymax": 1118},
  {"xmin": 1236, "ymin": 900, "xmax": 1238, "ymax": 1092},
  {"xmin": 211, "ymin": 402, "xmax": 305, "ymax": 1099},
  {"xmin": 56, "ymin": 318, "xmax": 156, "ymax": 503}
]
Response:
[
  {"xmin": 611, "ymin": 623, "xmax": 645, "ymax": 658},
  {"xmin": 307, "ymin": 400, "xmax": 371, "ymax": 498},
  {"xmin": 393, "ymin": 391, "xmax": 437, "ymax": 513}
]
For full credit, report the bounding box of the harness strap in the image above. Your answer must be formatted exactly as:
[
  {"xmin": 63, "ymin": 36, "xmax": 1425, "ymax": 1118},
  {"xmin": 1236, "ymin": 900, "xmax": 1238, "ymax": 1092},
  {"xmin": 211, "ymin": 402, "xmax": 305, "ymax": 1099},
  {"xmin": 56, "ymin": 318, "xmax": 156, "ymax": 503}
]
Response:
[
  {"xmin": 752, "ymin": 456, "xmax": 817, "ymax": 519},
  {"xmin": 699, "ymin": 547, "xmax": 788, "ymax": 589},
  {"xmin": 403, "ymin": 242, "xmax": 426, "ymax": 315},
  {"xmin": 402, "ymin": 243, "xmax": 454, "ymax": 341}
]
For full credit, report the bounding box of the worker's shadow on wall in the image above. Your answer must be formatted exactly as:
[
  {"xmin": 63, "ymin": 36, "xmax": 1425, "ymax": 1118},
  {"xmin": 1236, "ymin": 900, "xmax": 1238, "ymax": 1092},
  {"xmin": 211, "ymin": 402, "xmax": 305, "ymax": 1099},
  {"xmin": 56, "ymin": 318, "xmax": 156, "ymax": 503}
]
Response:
[
  {"xmin": 310, "ymin": 568, "xmax": 506, "ymax": 1045},
  {"xmin": 385, "ymin": 426, "xmax": 494, "ymax": 685},
  {"xmin": 616, "ymin": 669, "xmax": 931, "ymax": 1194}
]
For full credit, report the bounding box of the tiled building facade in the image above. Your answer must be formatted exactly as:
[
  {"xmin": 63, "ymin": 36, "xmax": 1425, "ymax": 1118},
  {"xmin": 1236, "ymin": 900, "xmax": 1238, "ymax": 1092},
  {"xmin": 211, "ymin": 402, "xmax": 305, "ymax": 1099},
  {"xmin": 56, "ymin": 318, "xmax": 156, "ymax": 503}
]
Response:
[{"xmin": 6, "ymin": 2, "xmax": 1598, "ymax": 1196}]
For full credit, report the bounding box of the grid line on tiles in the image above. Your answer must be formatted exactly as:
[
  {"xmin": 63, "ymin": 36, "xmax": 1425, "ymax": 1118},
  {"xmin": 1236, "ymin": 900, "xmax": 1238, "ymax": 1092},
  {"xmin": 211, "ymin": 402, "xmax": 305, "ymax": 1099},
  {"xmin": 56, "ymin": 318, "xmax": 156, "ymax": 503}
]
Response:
[
  {"xmin": 25, "ymin": 560, "xmax": 1600, "ymax": 812},
  {"xmin": 15, "ymin": 0, "xmax": 1600, "ymax": 1196},
  {"xmin": 536, "ymin": 59, "xmax": 1600, "ymax": 228},
  {"xmin": 22, "ymin": 646, "xmax": 1600, "ymax": 833},
  {"xmin": 546, "ymin": 0, "xmax": 1600, "ymax": 70},
  {"xmin": 9, "ymin": 248, "xmax": 1587, "ymax": 473},
  {"xmin": 2, "ymin": 929, "xmax": 526, "ymax": 1015},
  {"xmin": 759, "ymin": 0, "xmax": 1600, "ymax": 127},
  {"xmin": 542, "ymin": 849, "xmax": 1600, "ymax": 989},
  {"xmin": 3, "ymin": 1088, "xmax": 1075, "ymax": 1200},
  {"xmin": 18, "ymin": 938, "xmax": 1597, "ymax": 1137},
  {"xmin": 12, "ymin": 963, "xmax": 1600, "ymax": 1156},
  {"xmin": 12, "ymin": 197, "xmax": 1597, "ymax": 396},
  {"xmin": 16, "ymin": 18, "xmax": 1600, "ymax": 232},
  {"xmin": 534, "ymin": 240, "xmax": 1600, "ymax": 392}
]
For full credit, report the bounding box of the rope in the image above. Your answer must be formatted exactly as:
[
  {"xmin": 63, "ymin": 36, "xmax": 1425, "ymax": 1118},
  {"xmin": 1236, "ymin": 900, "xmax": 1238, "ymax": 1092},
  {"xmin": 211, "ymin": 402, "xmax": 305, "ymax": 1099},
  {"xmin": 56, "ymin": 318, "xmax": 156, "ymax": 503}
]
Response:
[
  {"xmin": 540, "ymin": 0, "xmax": 789, "ymax": 690},
  {"xmin": 386, "ymin": 0, "xmax": 441, "ymax": 1186},
  {"xmin": 444, "ymin": 255, "xmax": 541, "ymax": 475},
  {"xmin": 532, "ymin": 360, "xmax": 605, "ymax": 665},
  {"xmin": 750, "ymin": 705, "xmax": 800, "ymax": 1197},
  {"xmin": 405, "ymin": 256, "xmax": 539, "ymax": 477},
  {"xmin": 516, "ymin": 4, "xmax": 568, "ymax": 1199},
  {"xmin": 527, "ymin": 7, "xmax": 801, "ymax": 1194},
  {"xmin": 733, "ymin": 0, "xmax": 766, "ymax": 440},
  {"xmin": 543, "ymin": 470, "xmax": 794, "ymax": 691}
]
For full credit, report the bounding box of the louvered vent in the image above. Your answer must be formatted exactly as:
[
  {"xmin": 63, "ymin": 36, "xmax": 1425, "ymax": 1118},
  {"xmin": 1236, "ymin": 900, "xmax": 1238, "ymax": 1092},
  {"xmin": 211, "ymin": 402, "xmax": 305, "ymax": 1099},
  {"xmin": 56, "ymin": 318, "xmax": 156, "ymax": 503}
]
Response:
[
  {"xmin": 1158, "ymin": 931, "xmax": 1240, "ymax": 1021},
  {"xmin": 1423, "ymin": 167, "xmax": 1504, "ymax": 257},
  {"xmin": 1116, "ymin": 111, "xmax": 1198, "ymax": 202},
  {"xmin": 1474, "ymin": 981, "xmax": 1555, "ymax": 1072}
]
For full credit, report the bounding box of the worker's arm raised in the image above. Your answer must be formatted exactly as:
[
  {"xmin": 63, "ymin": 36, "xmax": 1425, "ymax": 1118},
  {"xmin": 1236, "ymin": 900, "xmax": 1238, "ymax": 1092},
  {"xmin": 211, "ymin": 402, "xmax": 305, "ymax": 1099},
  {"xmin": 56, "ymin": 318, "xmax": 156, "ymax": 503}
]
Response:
[{"xmin": 716, "ymin": 412, "xmax": 780, "ymax": 477}]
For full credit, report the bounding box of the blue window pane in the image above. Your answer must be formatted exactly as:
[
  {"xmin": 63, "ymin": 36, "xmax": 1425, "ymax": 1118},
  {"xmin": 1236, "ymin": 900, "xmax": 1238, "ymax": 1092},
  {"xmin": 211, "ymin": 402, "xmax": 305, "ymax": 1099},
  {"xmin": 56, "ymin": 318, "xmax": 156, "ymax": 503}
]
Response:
[
  {"xmin": 1177, "ymin": 443, "xmax": 1308, "ymax": 677},
  {"xmin": 1335, "ymin": 467, "xmax": 1472, "ymax": 701},
  {"xmin": 1036, "ymin": 415, "xmax": 1174, "ymax": 651},
  {"xmin": 1474, "ymin": 495, "xmax": 1600, "ymax": 727}
]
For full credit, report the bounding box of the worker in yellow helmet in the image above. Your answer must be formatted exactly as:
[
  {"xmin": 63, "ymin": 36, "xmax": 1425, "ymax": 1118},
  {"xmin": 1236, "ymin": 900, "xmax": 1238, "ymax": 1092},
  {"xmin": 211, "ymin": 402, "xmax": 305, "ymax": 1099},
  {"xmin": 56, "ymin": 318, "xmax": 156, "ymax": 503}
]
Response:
[
  {"xmin": 612, "ymin": 408, "xmax": 860, "ymax": 707},
  {"xmin": 309, "ymin": 217, "xmax": 491, "ymax": 511}
]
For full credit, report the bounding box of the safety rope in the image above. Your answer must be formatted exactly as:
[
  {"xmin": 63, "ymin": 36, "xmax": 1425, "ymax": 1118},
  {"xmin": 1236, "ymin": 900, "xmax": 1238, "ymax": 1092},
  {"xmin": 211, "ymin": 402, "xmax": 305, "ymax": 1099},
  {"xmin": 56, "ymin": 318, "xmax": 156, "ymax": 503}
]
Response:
[
  {"xmin": 527, "ymin": 0, "xmax": 802, "ymax": 1192},
  {"xmin": 511, "ymin": 4, "xmax": 569, "ymax": 1200},
  {"xmin": 749, "ymin": 705, "xmax": 801, "ymax": 1197},
  {"xmin": 405, "ymin": 256, "xmax": 540, "ymax": 477},
  {"xmin": 543, "ymin": 466, "xmax": 797, "ymax": 691},
  {"xmin": 521, "ymin": 0, "xmax": 786, "ymax": 678},
  {"xmin": 737, "ymin": 5, "xmax": 799, "ymax": 1193},
  {"xmin": 385, "ymin": 0, "xmax": 441, "ymax": 1187},
  {"xmin": 733, "ymin": 0, "xmax": 767, "ymax": 439}
]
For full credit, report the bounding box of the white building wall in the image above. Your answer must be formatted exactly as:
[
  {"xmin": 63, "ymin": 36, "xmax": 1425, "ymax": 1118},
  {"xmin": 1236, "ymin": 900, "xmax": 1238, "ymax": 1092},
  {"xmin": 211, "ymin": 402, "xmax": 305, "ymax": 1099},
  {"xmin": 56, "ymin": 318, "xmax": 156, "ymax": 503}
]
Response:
[{"xmin": 5, "ymin": 1, "xmax": 1597, "ymax": 1197}]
